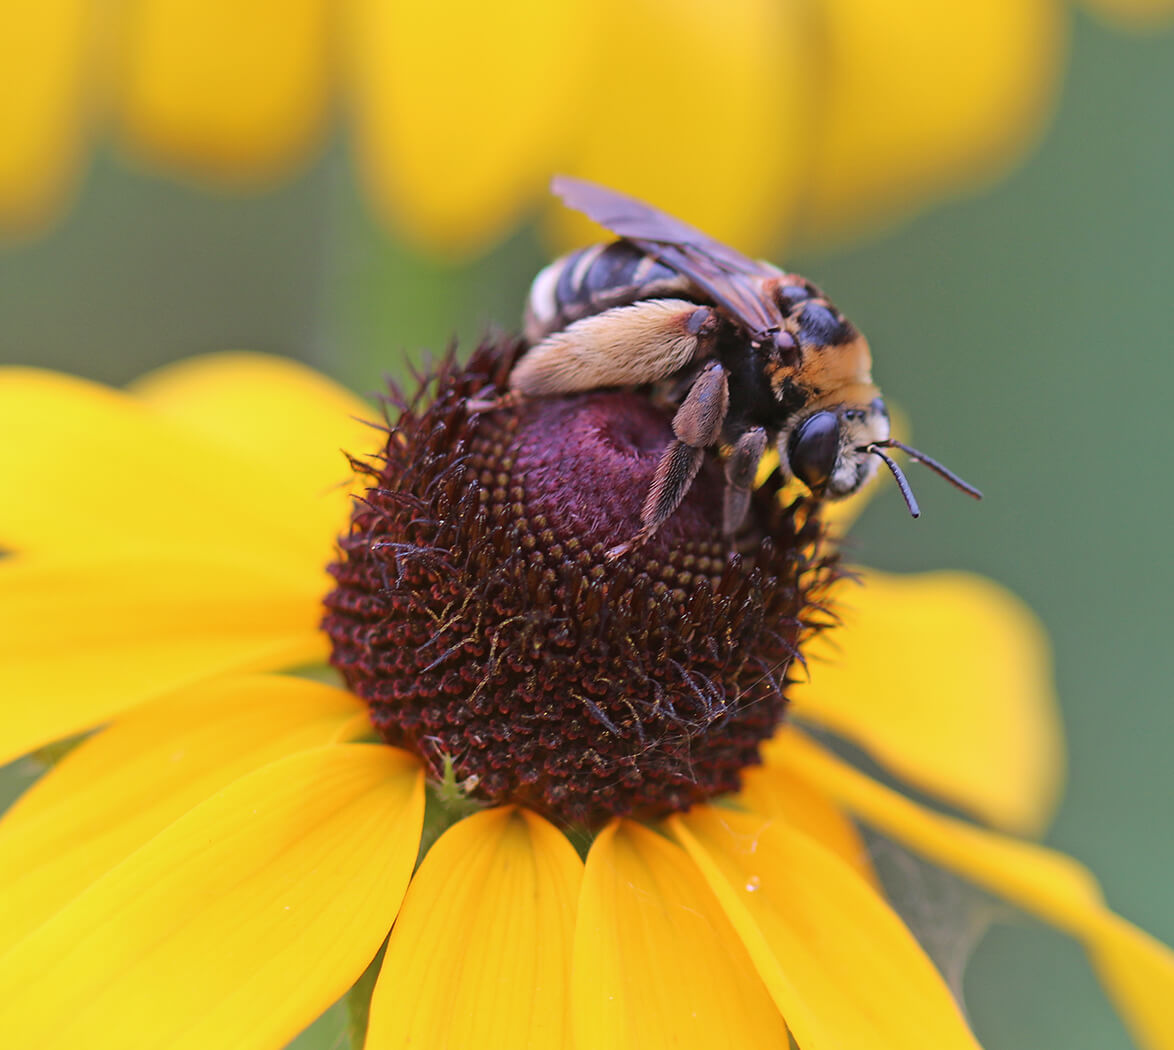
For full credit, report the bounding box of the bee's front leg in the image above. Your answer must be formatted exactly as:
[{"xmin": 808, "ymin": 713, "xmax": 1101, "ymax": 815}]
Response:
[
  {"xmin": 608, "ymin": 361, "xmax": 729, "ymax": 560},
  {"xmin": 722, "ymin": 427, "xmax": 768, "ymax": 535}
]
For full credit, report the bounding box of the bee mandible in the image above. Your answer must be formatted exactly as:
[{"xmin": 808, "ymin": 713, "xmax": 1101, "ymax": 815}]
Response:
[{"xmin": 483, "ymin": 177, "xmax": 981, "ymax": 557}]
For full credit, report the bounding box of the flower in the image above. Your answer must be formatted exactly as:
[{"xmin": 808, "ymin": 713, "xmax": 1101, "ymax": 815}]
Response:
[
  {"xmin": 1, "ymin": 346, "xmax": 1172, "ymax": 1049},
  {"xmin": 1, "ymin": 1, "xmax": 1170, "ymax": 253}
]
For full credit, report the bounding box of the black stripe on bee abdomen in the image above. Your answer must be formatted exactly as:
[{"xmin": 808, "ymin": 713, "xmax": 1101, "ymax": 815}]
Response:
[
  {"xmin": 525, "ymin": 240, "xmax": 693, "ymax": 343},
  {"xmin": 585, "ymin": 241, "xmax": 680, "ymax": 299}
]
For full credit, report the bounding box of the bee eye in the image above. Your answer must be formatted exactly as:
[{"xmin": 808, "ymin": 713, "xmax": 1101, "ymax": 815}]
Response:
[{"xmin": 788, "ymin": 411, "xmax": 841, "ymax": 494}]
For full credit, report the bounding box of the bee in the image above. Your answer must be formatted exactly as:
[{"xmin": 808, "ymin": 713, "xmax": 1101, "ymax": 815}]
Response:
[{"xmin": 485, "ymin": 176, "xmax": 981, "ymax": 557}]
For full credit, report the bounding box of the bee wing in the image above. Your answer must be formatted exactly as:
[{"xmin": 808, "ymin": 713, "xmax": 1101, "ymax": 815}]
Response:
[
  {"xmin": 638, "ymin": 241, "xmax": 784, "ymax": 343},
  {"xmin": 552, "ymin": 176, "xmax": 785, "ymax": 342},
  {"xmin": 552, "ymin": 176, "xmax": 763, "ymax": 273}
]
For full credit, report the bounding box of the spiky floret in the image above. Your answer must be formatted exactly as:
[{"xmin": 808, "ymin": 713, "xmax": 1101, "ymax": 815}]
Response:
[{"xmin": 323, "ymin": 339, "xmax": 837, "ymax": 826}]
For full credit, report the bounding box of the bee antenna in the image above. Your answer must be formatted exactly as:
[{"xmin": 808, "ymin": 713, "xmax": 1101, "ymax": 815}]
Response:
[
  {"xmin": 872, "ymin": 439, "xmax": 983, "ymax": 500},
  {"xmin": 865, "ymin": 445, "xmax": 921, "ymax": 518}
]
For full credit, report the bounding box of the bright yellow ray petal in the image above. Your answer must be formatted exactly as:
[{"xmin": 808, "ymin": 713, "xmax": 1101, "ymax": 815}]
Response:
[
  {"xmin": 0, "ymin": 367, "xmax": 350, "ymax": 562},
  {"xmin": 117, "ymin": 0, "xmax": 331, "ymax": 178},
  {"xmin": 771, "ymin": 730, "xmax": 1101, "ymax": 920},
  {"xmin": 0, "ymin": 675, "xmax": 367, "ymax": 947},
  {"xmin": 803, "ymin": 0, "xmax": 1065, "ymax": 243},
  {"xmin": 779, "ymin": 730, "xmax": 1174, "ymax": 1050},
  {"xmin": 0, "ymin": 1, "xmax": 89, "ymax": 233},
  {"xmin": 0, "ymin": 744, "xmax": 425, "ymax": 1050},
  {"xmin": 0, "ymin": 552, "xmax": 328, "ymax": 764},
  {"xmin": 791, "ymin": 569, "xmax": 1064, "ymax": 834},
  {"xmin": 737, "ymin": 759, "xmax": 877, "ymax": 887},
  {"xmin": 551, "ymin": 0, "xmax": 807, "ymax": 258},
  {"xmin": 1089, "ymin": 915, "xmax": 1174, "ymax": 1050},
  {"xmin": 130, "ymin": 351, "xmax": 374, "ymax": 519},
  {"xmin": 347, "ymin": 0, "xmax": 585, "ymax": 256},
  {"xmin": 670, "ymin": 807, "xmax": 980, "ymax": 1050},
  {"xmin": 367, "ymin": 806, "xmax": 582, "ymax": 1050},
  {"xmin": 573, "ymin": 819, "xmax": 790, "ymax": 1049}
]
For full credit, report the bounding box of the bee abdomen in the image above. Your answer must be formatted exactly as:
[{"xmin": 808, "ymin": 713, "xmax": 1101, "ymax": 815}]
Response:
[{"xmin": 524, "ymin": 240, "xmax": 693, "ymax": 343}]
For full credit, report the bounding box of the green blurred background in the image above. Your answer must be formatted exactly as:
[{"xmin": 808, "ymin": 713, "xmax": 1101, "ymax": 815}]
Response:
[{"xmin": 2, "ymin": 11, "xmax": 1171, "ymax": 1049}]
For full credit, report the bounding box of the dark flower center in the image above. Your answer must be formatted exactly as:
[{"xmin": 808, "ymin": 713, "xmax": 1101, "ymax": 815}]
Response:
[{"xmin": 323, "ymin": 340, "xmax": 835, "ymax": 826}]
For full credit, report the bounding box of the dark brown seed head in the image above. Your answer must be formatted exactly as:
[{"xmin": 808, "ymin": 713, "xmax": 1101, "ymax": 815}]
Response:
[{"xmin": 322, "ymin": 339, "xmax": 836, "ymax": 827}]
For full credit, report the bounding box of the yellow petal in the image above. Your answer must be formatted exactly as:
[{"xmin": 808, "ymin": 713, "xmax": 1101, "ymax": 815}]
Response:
[
  {"xmin": 0, "ymin": 367, "xmax": 347, "ymax": 562},
  {"xmin": 551, "ymin": 0, "xmax": 807, "ymax": 257},
  {"xmin": 573, "ymin": 819, "xmax": 789, "ymax": 1049},
  {"xmin": 671, "ymin": 807, "xmax": 980, "ymax": 1050},
  {"xmin": 802, "ymin": 0, "xmax": 1065, "ymax": 243},
  {"xmin": 367, "ymin": 806, "xmax": 582, "ymax": 1050},
  {"xmin": 775, "ymin": 731, "xmax": 1099, "ymax": 923},
  {"xmin": 0, "ymin": 552, "xmax": 328, "ymax": 764},
  {"xmin": 0, "ymin": 674, "xmax": 366, "ymax": 947},
  {"xmin": 347, "ymin": 0, "xmax": 585, "ymax": 256},
  {"xmin": 0, "ymin": 744, "xmax": 424, "ymax": 1050},
  {"xmin": 779, "ymin": 730, "xmax": 1174, "ymax": 1050},
  {"xmin": 0, "ymin": 371, "xmax": 342, "ymax": 563},
  {"xmin": 791, "ymin": 569, "xmax": 1063, "ymax": 834},
  {"xmin": 1080, "ymin": 0, "xmax": 1174, "ymax": 28},
  {"xmin": 130, "ymin": 351, "xmax": 373, "ymax": 517},
  {"xmin": 117, "ymin": 0, "xmax": 331, "ymax": 178},
  {"xmin": 737, "ymin": 759, "xmax": 877, "ymax": 888},
  {"xmin": 0, "ymin": 1, "xmax": 89, "ymax": 233},
  {"xmin": 1089, "ymin": 915, "xmax": 1174, "ymax": 1050}
]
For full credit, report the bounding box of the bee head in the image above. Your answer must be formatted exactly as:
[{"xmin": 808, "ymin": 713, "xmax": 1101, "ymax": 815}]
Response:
[
  {"xmin": 785, "ymin": 396, "xmax": 983, "ymax": 516},
  {"xmin": 784, "ymin": 398, "xmax": 890, "ymax": 500}
]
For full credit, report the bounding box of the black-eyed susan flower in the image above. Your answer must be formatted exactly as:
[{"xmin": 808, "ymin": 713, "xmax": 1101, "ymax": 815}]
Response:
[
  {"xmin": 1, "ymin": 1, "xmax": 1170, "ymax": 252},
  {"xmin": 0, "ymin": 344, "xmax": 1171, "ymax": 1049}
]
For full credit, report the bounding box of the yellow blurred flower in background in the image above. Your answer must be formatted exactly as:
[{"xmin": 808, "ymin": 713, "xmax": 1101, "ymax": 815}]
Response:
[{"xmin": 1, "ymin": 0, "xmax": 1171, "ymax": 254}]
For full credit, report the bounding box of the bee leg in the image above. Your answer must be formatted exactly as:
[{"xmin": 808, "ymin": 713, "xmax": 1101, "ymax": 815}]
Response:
[
  {"xmin": 607, "ymin": 441, "xmax": 705, "ymax": 560},
  {"xmin": 607, "ymin": 362, "xmax": 729, "ymax": 560},
  {"xmin": 670, "ymin": 361, "xmax": 729, "ymax": 447},
  {"xmin": 722, "ymin": 426, "xmax": 768, "ymax": 535},
  {"xmin": 466, "ymin": 389, "xmax": 524, "ymax": 413}
]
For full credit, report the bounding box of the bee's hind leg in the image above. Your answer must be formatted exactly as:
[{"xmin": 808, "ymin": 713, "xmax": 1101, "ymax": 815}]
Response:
[
  {"xmin": 607, "ymin": 362, "xmax": 729, "ymax": 560},
  {"xmin": 607, "ymin": 441, "xmax": 705, "ymax": 560}
]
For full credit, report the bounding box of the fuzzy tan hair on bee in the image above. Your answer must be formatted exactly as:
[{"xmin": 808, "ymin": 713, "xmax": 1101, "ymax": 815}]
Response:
[{"xmin": 509, "ymin": 299, "xmax": 717, "ymax": 396}]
